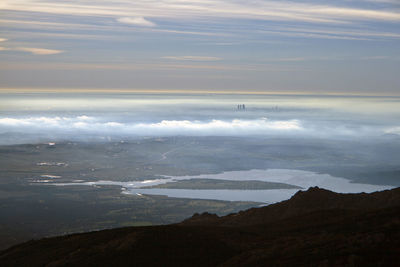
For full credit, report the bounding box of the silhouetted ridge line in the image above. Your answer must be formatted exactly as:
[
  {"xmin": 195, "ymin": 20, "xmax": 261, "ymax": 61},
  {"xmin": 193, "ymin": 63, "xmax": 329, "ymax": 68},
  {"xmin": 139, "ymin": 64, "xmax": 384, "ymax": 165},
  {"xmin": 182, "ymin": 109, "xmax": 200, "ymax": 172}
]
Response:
[
  {"xmin": 1, "ymin": 187, "xmax": 400, "ymax": 266},
  {"xmin": 182, "ymin": 186, "xmax": 400, "ymax": 226}
]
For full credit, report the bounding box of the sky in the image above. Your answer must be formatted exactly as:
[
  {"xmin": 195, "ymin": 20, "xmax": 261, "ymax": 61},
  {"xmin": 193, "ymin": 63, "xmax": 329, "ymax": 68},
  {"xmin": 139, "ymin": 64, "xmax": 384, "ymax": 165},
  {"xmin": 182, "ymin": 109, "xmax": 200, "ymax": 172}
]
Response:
[{"xmin": 0, "ymin": 0, "xmax": 400, "ymax": 95}]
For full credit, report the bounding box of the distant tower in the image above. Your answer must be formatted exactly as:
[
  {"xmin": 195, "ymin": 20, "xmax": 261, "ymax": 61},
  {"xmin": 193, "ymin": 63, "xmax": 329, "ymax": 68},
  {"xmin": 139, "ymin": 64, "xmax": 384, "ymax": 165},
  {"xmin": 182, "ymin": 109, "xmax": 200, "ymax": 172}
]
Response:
[{"xmin": 237, "ymin": 104, "xmax": 246, "ymax": 110}]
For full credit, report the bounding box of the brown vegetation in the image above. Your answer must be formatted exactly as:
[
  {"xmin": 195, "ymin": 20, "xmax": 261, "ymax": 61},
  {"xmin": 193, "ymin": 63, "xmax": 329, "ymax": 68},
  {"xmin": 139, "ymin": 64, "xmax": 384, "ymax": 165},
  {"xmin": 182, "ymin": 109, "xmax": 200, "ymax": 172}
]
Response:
[{"xmin": 1, "ymin": 187, "xmax": 400, "ymax": 266}]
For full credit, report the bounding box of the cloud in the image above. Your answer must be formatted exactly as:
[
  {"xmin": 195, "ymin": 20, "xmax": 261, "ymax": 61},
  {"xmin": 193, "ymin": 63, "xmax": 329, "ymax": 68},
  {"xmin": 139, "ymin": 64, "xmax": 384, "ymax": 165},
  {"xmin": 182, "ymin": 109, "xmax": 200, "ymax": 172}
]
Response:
[
  {"xmin": 137, "ymin": 118, "xmax": 302, "ymax": 132},
  {"xmin": 385, "ymin": 126, "xmax": 400, "ymax": 135},
  {"xmin": 268, "ymin": 25, "xmax": 400, "ymax": 40},
  {"xmin": 268, "ymin": 57, "xmax": 306, "ymax": 62},
  {"xmin": 1, "ymin": 2, "xmax": 399, "ymax": 43},
  {"xmin": 255, "ymin": 24, "xmax": 400, "ymax": 41},
  {"xmin": 162, "ymin": 56, "xmax": 222, "ymax": 61},
  {"xmin": 0, "ymin": 114, "xmax": 394, "ymax": 143},
  {"xmin": 364, "ymin": 0, "xmax": 400, "ymax": 4},
  {"xmin": 299, "ymin": 6, "xmax": 400, "ymax": 22},
  {"xmin": 117, "ymin": 17, "xmax": 156, "ymax": 27},
  {"xmin": 0, "ymin": 38, "xmax": 7, "ymax": 42},
  {"xmin": 15, "ymin": 47, "xmax": 64, "ymax": 55},
  {"xmin": 1, "ymin": 0, "xmax": 400, "ymax": 24},
  {"xmin": 361, "ymin": 56, "xmax": 388, "ymax": 60},
  {"xmin": 0, "ymin": 116, "xmax": 303, "ymax": 136},
  {"xmin": 0, "ymin": 46, "xmax": 64, "ymax": 55},
  {"xmin": 0, "ymin": 61, "xmax": 304, "ymax": 73},
  {"xmin": 0, "ymin": 18, "xmax": 225, "ymax": 38}
]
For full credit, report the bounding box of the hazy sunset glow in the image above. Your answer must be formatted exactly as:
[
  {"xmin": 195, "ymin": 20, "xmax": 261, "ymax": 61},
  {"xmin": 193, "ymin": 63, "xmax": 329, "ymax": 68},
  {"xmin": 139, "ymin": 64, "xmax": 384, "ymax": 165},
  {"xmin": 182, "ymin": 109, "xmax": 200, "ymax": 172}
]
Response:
[{"xmin": 1, "ymin": 0, "xmax": 399, "ymax": 94}]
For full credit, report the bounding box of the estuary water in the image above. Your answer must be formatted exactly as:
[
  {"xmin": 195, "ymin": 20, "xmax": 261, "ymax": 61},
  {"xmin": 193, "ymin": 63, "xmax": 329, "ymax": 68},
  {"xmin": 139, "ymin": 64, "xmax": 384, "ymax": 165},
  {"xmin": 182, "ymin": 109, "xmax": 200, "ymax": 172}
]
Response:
[{"xmin": 53, "ymin": 169, "xmax": 393, "ymax": 203}]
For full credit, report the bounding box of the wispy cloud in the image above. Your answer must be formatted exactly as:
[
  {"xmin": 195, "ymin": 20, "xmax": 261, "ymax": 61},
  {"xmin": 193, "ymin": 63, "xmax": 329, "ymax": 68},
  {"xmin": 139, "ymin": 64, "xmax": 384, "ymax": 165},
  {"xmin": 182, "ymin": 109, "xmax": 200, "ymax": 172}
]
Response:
[
  {"xmin": 273, "ymin": 57, "xmax": 306, "ymax": 62},
  {"xmin": 0, "ymin": 1, "xmax": 399, "ymax": 94},
  {"xmin": 361, "ymin": 56, "xmax": 388, "ymax": 60},
  {"xmin": 1, "ymin": 0, "xmax": 400, "ymax": 24},
  {"xmin": 0, "ymin": 19, "xmax": 224, "ymax": 40},
  {"xmin": 363, "ymin": 0, "xmax": 400, "ymax": 4},
  {"xmin": 0, "ymin": 47, "xmax": 64, "ymax": 55},
  {"xmin": 117, "ymin": 17, "xmax": 156, "ymax": 27},
  {"xmin": 1, "ymin": 2, "xmax": 399, "ymax": 42},
  {"xmin": 162, "ymin": 56, "xmax": 222, "ymax": 61},
  {"xmin": 15, "ymin": 47, "xmax": 64, "ymax": 55},
  {"xmin": 0, "ymin": 61, "xmax": 303, "ymax": 73}
]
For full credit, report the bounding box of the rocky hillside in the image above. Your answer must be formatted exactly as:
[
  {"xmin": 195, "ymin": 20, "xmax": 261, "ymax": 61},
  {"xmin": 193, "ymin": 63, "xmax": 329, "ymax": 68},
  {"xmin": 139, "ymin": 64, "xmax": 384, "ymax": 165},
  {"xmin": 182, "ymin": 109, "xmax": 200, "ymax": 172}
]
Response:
[{"xmin": 1, "ymin": 187, "xmax": 400, "ymax": 266}]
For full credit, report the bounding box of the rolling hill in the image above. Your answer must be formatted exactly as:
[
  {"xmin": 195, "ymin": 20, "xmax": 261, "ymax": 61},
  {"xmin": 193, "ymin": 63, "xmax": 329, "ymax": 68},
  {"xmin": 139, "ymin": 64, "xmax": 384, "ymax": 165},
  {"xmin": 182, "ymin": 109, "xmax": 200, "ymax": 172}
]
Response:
[{"xmin": 1, "ymin": 187, "xmax": 399, "ymax": 266}]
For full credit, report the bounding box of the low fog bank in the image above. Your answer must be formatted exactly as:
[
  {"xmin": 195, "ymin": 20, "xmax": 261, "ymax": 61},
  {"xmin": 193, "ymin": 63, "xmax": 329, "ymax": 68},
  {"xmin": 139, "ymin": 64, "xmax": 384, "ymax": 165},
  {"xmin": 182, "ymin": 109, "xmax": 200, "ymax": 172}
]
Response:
[
  {"xmin": 1, "ymin": 94, "xmax": 399, "ymax": 145},
  {"xmin": 0, "ymin": 115, "xmax": 399, "ymax": 145}
]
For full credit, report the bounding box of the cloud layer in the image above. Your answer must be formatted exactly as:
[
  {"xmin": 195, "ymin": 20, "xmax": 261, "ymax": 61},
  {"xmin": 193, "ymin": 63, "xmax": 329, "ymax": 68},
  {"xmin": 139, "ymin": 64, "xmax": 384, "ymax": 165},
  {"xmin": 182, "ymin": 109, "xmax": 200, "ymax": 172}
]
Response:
[
  {"xmin": 117, "ymin": 17, "xmax": 155, "ymax": 27},
  {"xmin": 162, "ymin": 56, "xmax": 222, "ymax": 61},
  {"xmin": 0, "ymin": 46, "xmax": 64, "ymax": 55},
  {"xmin": 1, "ymin": 0, "xmax": 399, "ymax": 94},
  {"xmin": 2, "ymin": 0, "xmax": 399, "ymax": 24},
  {"xmin": 0, "ymin": 116, "xmax": 303, "ymax": 136},
  {"xmin": 0, "ymin": 113, "xmax": 398, "ymax": 142},
  {"xmin": 385, "ymin": 127, "xmax": 400, "ymax": 135}
]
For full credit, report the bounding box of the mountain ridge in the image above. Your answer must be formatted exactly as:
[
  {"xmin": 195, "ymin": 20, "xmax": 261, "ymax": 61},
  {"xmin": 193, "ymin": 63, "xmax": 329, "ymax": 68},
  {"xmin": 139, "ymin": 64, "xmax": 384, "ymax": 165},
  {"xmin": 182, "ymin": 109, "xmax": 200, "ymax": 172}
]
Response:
[
  {"xmin": 182, "ymin": 186, "xmax": 400, "ymax": 226},
  {"xmin": 1, "ymin": 186, "xmax": 400, "ymax": 266}
]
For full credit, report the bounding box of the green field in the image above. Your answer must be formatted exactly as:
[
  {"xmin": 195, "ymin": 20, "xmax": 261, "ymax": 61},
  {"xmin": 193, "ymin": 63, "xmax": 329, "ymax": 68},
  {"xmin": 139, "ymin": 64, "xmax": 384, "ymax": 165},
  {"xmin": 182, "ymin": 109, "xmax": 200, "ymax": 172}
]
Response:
[{"xmin": 141, "ymin": 178, "xmax": 301, "ymax": 190}]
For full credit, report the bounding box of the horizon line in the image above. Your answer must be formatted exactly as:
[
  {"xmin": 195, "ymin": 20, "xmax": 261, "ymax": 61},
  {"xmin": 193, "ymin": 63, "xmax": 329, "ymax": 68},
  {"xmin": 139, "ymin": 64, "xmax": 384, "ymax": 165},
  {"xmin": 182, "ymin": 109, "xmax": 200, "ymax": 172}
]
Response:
[{"xmin": 0, "ymin": 88, "xmax": 399, "ymax": 97}]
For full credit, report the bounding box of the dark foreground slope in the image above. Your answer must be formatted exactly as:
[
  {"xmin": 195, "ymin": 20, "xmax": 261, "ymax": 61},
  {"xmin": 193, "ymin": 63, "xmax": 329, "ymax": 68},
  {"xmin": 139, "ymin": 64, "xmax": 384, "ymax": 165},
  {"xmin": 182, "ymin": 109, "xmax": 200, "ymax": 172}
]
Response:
[{"xmin": 1, "ymin": 187, "xmax": 400, "ymax": 266}]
